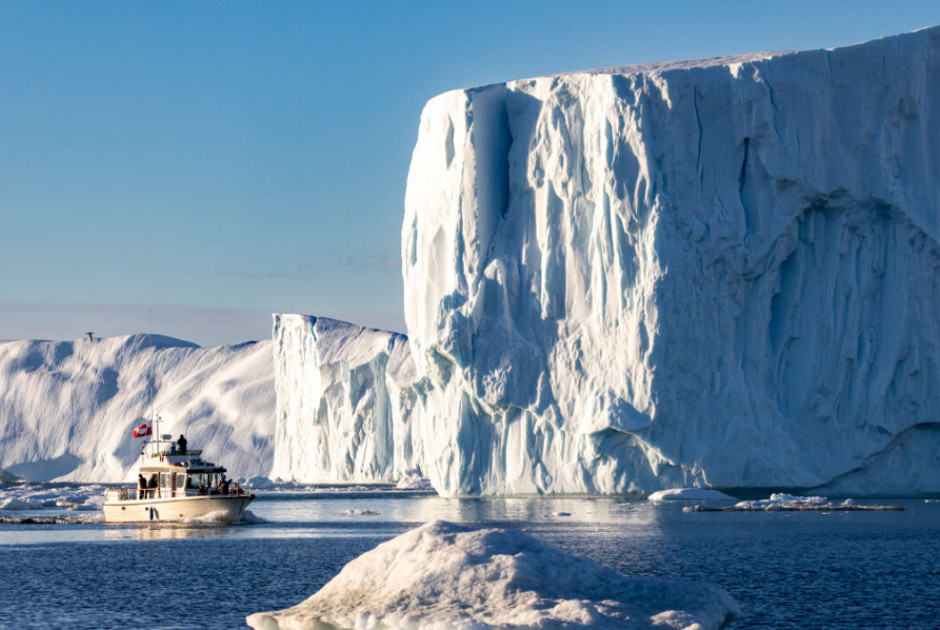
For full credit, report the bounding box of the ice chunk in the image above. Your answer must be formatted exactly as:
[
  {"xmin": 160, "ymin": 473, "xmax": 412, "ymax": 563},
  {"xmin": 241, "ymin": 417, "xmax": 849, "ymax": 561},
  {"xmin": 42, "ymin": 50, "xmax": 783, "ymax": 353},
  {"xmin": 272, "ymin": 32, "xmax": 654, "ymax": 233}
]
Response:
[
  {"xmin": 341, "ymin": 508, "xmax": 380, "ymax": 516},
  {"xmin": 395, "ymin": 470, "xmax": 434, "ymax": 491},
  {"xmin": 685, "ymin": 494, "xmax": 904, "ymax": 512},
  {"xmin": 648, "ymin": 489, "xmax": 737, "ymax": 502},
  {"xmin": 247, "ymin": 520, "xmax": 739, "ymax": 630}
]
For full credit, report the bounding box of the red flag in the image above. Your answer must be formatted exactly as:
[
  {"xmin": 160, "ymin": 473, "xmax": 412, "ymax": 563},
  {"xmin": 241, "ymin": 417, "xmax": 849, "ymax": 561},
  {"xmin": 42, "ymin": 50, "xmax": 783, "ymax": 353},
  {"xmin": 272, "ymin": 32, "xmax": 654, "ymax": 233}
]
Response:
[{"xmin": 132, "ymin": 423, "xmax": 152, "ymax": 438}]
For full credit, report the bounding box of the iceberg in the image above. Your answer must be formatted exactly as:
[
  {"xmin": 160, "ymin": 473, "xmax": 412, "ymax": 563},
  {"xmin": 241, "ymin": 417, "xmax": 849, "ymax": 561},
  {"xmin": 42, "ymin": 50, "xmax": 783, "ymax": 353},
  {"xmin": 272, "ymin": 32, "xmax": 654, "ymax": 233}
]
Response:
[
  {"xmin": 400, "ymin": 26, "xmax": 940, "ymax": 496},
  {"xmin": 0, "ymin": 334, "xmax": 275, "ymax": 482},
  {"xmin": 270, "ymin": 314, "xmax": 423, "ymax": 484},
  {"xmin": 247, "ymin": 520, "xmax": 739, "ymax": 630}
]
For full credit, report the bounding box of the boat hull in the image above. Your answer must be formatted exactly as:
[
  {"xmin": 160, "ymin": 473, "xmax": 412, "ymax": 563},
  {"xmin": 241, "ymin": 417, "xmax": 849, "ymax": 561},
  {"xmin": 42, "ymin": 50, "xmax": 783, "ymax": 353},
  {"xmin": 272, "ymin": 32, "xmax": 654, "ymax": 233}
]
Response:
[{"xmin": 103, "ymin": 494, "xmax": 254, "ymax": 523}]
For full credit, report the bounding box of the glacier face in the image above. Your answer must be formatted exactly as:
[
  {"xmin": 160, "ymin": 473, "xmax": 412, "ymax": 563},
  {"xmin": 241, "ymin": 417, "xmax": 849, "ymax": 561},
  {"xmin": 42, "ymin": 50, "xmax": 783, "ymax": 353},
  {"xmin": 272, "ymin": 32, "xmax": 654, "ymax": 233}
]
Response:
[
  {"xmin": 0, "ymin": 335, "xmax": 275, "ymax": 482},
  {"xmin": 270, "ymin": 314, "xmax": 422, "ymax": 483},
  {"xmin": 402, "ymin": 27, "xmax": 940, "ymax": 495}
]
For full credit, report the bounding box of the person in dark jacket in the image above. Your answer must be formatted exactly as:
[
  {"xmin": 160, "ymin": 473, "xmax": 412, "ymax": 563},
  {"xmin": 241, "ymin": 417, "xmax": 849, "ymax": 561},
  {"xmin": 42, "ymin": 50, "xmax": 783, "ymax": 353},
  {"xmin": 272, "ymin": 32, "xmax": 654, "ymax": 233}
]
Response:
[
  {"xmin": 138, "ymin": 474, "xmax": 147, "ymax": 499},
  {"xmin": 177, "ymin": 434, "xmax": 187, "ymax": 455}
]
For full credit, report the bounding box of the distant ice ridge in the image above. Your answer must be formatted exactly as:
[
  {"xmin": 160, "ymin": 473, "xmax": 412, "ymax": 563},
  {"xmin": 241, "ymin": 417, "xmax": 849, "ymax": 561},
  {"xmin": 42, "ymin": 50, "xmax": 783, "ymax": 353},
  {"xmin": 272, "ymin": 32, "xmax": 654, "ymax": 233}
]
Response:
[
  {"xmin": 0, "ymin": 334, "xmax": 275, "ymax": 482},
  {"xmin": 247, "ymin": 520, "xmax": 738, "ymax": 630},
  {"xmin": 270, "ymin": 314, "xmax": 423, "ymax": 484},
  {"xmin": 402, "ymin": 26, "xmax": 940, "ymax": 495}
]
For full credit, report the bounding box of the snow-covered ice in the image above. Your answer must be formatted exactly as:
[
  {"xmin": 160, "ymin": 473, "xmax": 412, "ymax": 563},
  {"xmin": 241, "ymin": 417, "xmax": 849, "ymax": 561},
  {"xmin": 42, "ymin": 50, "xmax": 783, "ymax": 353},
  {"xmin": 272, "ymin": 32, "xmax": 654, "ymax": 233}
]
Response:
[
  {"xmin": 246, "ymin": 520, "xmax": 739, "ymax": 630},
  {"xmin": 0, "ymin": 334, "xmax": 275, "ymax": 482},
  {"xmin": 399, "ymin": 26, "xmax": 940, "ymax": 496},
  {"xmin": 648, "ymin": 489, "xmax": 737, "ymax": 502}
]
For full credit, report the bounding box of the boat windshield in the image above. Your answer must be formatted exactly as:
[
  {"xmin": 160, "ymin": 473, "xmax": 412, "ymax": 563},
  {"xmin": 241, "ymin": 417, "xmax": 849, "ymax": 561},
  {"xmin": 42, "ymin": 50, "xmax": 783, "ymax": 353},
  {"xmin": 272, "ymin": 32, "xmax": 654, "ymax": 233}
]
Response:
[{"xmin": 186, "ymin": 472, "xmax": 221, "ymax": 491}]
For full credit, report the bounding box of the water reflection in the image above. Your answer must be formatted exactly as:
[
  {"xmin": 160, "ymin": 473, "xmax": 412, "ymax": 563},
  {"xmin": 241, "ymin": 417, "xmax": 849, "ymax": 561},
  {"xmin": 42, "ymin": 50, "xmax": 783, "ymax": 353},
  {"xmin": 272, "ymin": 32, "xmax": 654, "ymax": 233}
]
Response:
[
  {"xmin": 102, "ymin": 523, "xmax": 237, "ymax": 541},
  {"xmin": 251, "ymin": 493, "xmax": 665, "ymax": 530}
]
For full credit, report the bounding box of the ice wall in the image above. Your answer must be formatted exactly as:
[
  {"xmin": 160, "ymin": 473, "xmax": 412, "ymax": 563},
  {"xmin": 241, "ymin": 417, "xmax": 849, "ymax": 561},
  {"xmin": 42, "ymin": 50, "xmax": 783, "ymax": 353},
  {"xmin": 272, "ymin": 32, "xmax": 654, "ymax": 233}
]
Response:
[
  {"xmin": 0, "ymin": 335, "xmax": 275, "ymax": 482},
  {"xmin": 402, "ymin": 27, "xmax": 940, "ymax": 495},
  {"xmin": 270, "ymin": 314, "xmax": 421, "ymax": 483}
]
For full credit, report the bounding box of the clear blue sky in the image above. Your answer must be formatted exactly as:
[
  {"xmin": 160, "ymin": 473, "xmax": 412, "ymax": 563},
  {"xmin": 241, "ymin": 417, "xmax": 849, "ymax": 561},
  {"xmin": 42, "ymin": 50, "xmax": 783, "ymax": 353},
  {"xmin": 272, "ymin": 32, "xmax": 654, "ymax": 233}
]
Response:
[{"xmin": 1, "ymin": 1, "xmax": 937, "ymax": 346}]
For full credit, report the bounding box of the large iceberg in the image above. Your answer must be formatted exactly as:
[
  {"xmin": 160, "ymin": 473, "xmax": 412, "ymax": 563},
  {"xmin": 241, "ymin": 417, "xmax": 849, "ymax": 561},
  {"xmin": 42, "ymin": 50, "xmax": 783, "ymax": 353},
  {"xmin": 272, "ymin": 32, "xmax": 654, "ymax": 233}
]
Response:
[
  {"xmin": 270, "ymin": 314, "xmax": 422, "ymax": 483},
  {"xmin": 247, "ymin": 520, "xmax": 739, "ymax": 630},
  {"xmin": 0, "ymin": 334, "xmax": 275, "ymax": 482},
  {"xmin": 401, "ymin": 26, "xmax": 940, "ymax": 495}
]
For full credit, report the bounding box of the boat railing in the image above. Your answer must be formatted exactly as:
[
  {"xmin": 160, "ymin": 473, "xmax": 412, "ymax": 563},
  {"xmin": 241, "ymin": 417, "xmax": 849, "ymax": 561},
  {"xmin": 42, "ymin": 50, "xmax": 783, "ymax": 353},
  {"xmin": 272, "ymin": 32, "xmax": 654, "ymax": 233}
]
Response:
[
  {"xmin": 157, "ymin": 449, "xmax": 203, "ymax": 458},
  {"xmin": 108, "ymin": 485, "xmax": 251, "ymax": 502}
]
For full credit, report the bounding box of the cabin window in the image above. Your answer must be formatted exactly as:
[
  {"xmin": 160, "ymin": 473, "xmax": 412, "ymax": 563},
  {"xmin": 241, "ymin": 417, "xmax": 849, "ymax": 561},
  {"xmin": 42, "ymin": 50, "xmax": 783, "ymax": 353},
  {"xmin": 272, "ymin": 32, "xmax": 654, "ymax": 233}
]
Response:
[
  {"xmin": 160, "ymin": 473, "xmax": 173, "ymax": 488},
  {"xmin": 188, "ymin": 473, "xmax": 210, "ymax": 490},
  {"xmin": 176, "ymin": 475, "xmax": 186, "ymax": 490}
]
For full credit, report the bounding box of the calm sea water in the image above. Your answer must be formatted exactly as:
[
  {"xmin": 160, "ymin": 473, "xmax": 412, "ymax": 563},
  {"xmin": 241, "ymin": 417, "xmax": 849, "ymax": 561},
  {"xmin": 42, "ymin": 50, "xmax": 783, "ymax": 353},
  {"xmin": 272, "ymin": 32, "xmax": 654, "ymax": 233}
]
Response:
[{"xmin": 1, "ymin": 489, "xmax": 938, "ymax": 629}]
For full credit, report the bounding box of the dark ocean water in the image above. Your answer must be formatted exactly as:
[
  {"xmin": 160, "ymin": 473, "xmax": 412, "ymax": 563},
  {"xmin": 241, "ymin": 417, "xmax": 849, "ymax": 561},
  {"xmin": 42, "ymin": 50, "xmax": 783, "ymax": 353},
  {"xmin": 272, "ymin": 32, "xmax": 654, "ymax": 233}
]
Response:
[{"xmin": 0, "ymin": 491, "xmax": 937, "ymax": 629}]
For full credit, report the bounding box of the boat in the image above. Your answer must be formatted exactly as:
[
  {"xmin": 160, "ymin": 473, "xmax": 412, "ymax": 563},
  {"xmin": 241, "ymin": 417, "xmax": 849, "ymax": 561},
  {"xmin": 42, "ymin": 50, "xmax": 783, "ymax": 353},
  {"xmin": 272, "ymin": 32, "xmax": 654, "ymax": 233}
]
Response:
[{"xmin": 103, "ymin": 416, "xmax": 255, "ymax": 523}]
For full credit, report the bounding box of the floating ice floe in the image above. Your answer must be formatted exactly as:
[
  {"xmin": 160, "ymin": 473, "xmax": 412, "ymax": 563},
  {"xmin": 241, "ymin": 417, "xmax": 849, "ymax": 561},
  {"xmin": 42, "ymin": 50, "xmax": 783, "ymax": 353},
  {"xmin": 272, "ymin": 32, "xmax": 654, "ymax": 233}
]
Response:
[
  {"xmin": 648, "ymin": 489, "xmax": 737, "ymax": 502},
  {"xmin": 0, "ymin": 483, "xmax": 107, "ymax": 514},
  {"xmin": 0, "ymin": 497, "xmax": 44, "ymax": 510},
  {"xmin": 685, "ymin": 493, "xmax": 904, "ymax": 512},
  {"xmin": 342, "ymin": 509, "xmax": 380, "ymax": 516},
  {"xmin": 247, "ymin": 520, "xmax": 739, "ymax": 630}
]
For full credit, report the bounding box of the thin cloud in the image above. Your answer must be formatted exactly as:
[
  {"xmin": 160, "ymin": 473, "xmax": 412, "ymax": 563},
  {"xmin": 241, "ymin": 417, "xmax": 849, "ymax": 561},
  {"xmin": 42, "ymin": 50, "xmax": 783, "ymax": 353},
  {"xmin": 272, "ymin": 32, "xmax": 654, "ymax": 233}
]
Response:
[
  {"xmin": 214, "ymin": 270, "xmax": 291, "ymax": 279},
  {"xmin": 340, "ymin": 254, "xmax": 401, "ymax": 274}
]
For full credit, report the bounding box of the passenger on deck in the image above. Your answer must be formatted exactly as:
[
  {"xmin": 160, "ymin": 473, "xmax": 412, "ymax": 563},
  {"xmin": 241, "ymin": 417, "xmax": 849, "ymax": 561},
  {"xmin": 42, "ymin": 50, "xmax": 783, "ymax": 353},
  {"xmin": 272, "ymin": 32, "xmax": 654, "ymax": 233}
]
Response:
[
  {"xmin": 138, "ymin": 474, "xmax": 147, "ymax": 499},
  {"xmin": 220, "ymin": 475, "xmax": 230, "ymax": 495},
  {"xmin": 177, "ymin": 434, "xmax": 187, "ymax": 455},
  {"xmin": 148, "ymin": 474, "xmax": 158, "ymax": 499}
]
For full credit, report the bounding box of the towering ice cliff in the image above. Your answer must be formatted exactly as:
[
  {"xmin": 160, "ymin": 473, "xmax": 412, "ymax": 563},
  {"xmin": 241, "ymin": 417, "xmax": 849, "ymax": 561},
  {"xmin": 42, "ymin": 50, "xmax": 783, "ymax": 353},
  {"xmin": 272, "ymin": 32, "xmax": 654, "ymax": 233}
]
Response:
[
  {"xmin": 402, "ymin": 26, "xmax": 940, "ymax": 495},
  {"xmin": 0, "ymin": 335, "xmax": 275, "ymax": 482},
  {"xmin": 270, "ymin": 315, "xmax": 421, "ymax": 483}
]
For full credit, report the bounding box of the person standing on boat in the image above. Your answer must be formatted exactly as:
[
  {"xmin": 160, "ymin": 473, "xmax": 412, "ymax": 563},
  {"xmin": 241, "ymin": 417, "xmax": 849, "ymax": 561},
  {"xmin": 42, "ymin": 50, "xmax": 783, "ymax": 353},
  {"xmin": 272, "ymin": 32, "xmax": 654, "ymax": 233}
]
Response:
[
  {"xmin": 138, "ymin": 474, "xmax": 147, "ymax": 500},
  {"xmin": 148, "ymin": 474, "xmax": 158, "ymax": 499},
  {"xmin": 220, "ymin": 475, "xmax": 230, "ymax": 495},
  {"xmin": 177, "ymin": 434, "xmax": 187, "ymax": 455}
]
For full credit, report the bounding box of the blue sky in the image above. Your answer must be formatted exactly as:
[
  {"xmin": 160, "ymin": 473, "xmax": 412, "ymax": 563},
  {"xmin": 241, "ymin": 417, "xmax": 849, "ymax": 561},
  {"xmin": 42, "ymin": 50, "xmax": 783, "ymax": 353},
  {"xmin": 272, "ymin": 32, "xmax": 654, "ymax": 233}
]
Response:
[{"xmin": 1, "ymin": 1, "xmax": 937, "ymax": 346}]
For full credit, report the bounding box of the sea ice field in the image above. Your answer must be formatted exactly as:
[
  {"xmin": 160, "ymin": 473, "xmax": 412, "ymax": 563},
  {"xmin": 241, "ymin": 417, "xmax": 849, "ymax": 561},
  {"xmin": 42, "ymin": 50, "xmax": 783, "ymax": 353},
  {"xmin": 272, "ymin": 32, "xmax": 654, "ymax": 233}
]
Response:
[{"xmin": 1, "ymin": 483, "xmax": 938, "ymax": 629}]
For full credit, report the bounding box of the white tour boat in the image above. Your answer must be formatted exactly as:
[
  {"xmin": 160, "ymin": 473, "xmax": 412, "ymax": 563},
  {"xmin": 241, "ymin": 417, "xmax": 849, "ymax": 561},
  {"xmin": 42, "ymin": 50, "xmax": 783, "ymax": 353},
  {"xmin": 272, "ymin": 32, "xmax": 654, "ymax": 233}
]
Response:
[{"xmin": 103, "ymin": 417, "xmax": 254, "ymax": 523}]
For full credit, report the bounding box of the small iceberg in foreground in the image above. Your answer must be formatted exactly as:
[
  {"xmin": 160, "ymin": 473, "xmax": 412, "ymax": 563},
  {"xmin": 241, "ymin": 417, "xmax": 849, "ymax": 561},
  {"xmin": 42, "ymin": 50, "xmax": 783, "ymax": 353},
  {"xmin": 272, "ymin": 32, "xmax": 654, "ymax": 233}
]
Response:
[
  {"xmin": 247, "ymin": 520, "xmax": 739, "ymax": 630},
  {"xmin": 648, "ymin": 489, "xmax": 737, "ymax": 502}
]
